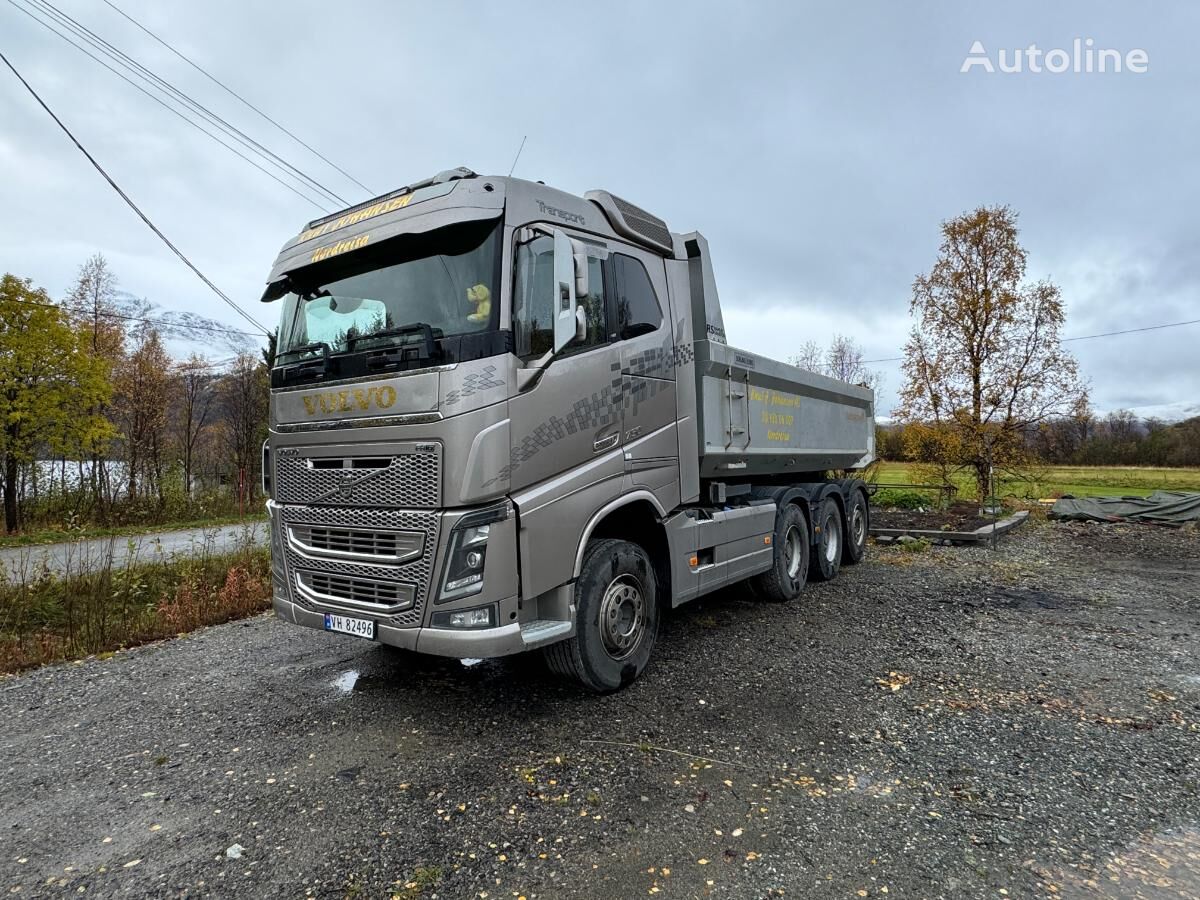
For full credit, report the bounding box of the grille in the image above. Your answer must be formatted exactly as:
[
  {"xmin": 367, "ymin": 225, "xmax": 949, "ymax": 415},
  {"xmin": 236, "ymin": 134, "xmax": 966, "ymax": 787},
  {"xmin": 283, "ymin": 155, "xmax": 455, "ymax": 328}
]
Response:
[
  {"xmin": 274, "ymin": 448, "xmax": 441, "ymax": 508},
  {"xmin": 295, "ymin": 570, "xmax": 414, "ymax": 611},
  {"xmin": 279, "ymin": 505, "xmax": 438, "ymax": 628},
  {"xmin": 288, "ymin": 523, "xmax": 423, "ymax": 563},
  {"xmin": 612, "ymin": 194, "xmax": 673, "ymax": 250}
]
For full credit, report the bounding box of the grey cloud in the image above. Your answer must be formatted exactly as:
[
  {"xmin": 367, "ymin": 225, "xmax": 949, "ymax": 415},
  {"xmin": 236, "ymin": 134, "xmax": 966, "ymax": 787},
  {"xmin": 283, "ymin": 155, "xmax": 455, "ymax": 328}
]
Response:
[{"xmin": 1, "ymin": 0, "xmax": 1197, "ymax": 416}]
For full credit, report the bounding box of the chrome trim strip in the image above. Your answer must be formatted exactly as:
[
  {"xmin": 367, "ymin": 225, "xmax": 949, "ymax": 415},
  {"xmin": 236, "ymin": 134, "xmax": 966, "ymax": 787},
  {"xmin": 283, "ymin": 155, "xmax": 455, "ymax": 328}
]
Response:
[
  {"xmin": 293, "ymin": 570, "xmax": 416, "ymax": 615},
  {"xmin": 286, "ymin": 522, "xmax": 424, "ymax": 566}
]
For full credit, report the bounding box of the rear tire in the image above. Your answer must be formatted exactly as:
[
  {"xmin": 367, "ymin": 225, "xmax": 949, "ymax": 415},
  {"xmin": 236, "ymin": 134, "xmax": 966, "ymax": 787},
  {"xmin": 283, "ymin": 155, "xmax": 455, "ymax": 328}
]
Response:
[
  {"xmin": 811, "ymin": 497, "xmax": 844, "ymax": 582},
  {"xmin": 842, "ymin": 488, "xmax": 869, "ymax": 565},
  {"xmin": 544, "ymin": 538, "xmax": 659, "ymax": 693},
  {"xmin": 751, "ymin": 503, "xmax": 810, "ymax": 602}
]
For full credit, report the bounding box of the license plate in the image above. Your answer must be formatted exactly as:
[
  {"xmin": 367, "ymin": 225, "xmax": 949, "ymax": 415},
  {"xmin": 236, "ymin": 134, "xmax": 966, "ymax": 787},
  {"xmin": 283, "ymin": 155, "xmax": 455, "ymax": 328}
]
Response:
[{"xmin": 323, "ymin": 613, "xmax": 376, "ymax": 640}]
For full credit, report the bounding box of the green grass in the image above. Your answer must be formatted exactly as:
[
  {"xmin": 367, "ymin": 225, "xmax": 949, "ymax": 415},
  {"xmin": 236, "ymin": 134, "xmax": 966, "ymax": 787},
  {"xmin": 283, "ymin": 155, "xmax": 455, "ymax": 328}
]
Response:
[
  {"xmin": 872, "ymin": 462, "xmax": 1200, "ymax": 499},
  {"xmin": 0, "ymin": 513, "xmax": 267, "ymax": 549}
]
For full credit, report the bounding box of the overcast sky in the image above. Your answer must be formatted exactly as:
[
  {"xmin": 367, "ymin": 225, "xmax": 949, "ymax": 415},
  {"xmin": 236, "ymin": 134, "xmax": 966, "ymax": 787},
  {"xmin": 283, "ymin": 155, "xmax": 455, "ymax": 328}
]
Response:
[{"xmin": 2, "ymin": 1, "xmax": 1197, "ymax": 418}]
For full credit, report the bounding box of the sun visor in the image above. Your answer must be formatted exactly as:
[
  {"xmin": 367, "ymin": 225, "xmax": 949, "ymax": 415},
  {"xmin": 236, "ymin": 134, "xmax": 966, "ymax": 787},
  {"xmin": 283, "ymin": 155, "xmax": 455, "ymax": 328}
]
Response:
[{"xmin": 261, "ymin": 204, "xmax": 502, "ymax": 301}]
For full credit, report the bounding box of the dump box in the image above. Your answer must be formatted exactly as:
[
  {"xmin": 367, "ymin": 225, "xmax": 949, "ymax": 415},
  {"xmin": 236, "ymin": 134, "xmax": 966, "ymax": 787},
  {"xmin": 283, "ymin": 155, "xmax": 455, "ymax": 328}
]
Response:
[{"xmin": 695, "ymin": 341, "xmax": 875, "ymax": 479}]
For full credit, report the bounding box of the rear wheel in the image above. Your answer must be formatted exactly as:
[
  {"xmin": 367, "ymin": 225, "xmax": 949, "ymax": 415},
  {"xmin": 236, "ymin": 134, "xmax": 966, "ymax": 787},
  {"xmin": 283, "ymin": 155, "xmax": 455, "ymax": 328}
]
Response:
[
  {"xmin": 544, "ymin": 538, "xmax": 659, "ymax": 693},
  {"xmin": 811, "ymin": 498, "xmax": 844, "ymax": 582},
  {"xmin": 751, "ymin": 503, "xmax": 810, "ymax": 602},
  {"xmin": 842, "ymin": 488, "xmax": 869, "ymax": 565}
]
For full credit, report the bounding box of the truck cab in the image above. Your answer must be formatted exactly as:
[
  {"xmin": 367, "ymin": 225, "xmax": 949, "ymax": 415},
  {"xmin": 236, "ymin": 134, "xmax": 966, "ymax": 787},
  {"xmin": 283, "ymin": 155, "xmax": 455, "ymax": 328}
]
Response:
[{"xmin": 262, "ymin": 168, "xmax": 874, "ymax": 691}]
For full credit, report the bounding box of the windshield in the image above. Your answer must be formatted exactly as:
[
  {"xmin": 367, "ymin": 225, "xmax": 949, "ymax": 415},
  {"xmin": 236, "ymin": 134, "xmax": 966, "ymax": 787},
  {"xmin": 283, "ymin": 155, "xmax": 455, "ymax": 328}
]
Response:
[{"xmin": 275, "ymin": 219, "xmax": 501, "ymax": 359}]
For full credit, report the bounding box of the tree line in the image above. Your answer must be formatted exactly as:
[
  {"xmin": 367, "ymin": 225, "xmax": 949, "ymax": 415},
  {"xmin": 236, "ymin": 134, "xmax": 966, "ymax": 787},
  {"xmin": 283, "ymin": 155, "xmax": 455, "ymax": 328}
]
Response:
[
  {"xmin": 877, "ymin": 412, "xmax": 1200, "ymax": 470},
  {"xmin": 0, "ymin": 255, "xmax": 269, "ymax": 533}
]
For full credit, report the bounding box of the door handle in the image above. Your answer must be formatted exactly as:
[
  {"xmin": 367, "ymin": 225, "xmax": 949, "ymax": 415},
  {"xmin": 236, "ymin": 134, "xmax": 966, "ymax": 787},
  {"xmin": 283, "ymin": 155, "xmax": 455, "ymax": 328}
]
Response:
[{"xmin": 593, "ymin": 433, "xmax": 619, "ymax": 452}]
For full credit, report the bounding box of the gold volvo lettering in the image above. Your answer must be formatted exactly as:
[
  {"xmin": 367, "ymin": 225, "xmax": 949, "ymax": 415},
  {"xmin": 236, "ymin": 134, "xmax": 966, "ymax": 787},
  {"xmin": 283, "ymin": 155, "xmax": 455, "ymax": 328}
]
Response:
[{"xmin": 299, "ymin": 385, "xmax": 398, "ymax": 417}]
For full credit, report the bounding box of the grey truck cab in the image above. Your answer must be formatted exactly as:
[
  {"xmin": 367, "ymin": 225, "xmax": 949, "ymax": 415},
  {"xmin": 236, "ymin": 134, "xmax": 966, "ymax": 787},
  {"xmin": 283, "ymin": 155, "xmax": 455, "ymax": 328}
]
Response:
[{"xmin": 262, "ymin": 168, "xmax": 874, "ymax": 691}]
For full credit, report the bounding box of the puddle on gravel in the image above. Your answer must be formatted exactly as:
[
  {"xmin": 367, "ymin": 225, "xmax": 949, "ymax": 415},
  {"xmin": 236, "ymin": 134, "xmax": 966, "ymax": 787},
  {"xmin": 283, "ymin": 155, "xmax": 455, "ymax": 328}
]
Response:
[
  {"xmin": 460, "ymin": 658, "xmax": 484, "ymax": 668},
  {"xmin": 332, "ymin": 670, "xmax": 360, "ymax": 693},
  {"xmin": 1051, "ymin": 827, "xmax": 1200, "ymax": 897}
]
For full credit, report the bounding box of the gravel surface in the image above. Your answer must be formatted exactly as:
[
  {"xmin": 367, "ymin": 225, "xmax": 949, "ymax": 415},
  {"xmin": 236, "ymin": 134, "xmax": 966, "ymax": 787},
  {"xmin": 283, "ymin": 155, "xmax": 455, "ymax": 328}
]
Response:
[
  {"xmin": 2, "ymin": 519, "xmax": 1198, "ymax": 898},
  {"xmin": 0, "ymin": 523, "xmax": 268, "ymax": 582}
]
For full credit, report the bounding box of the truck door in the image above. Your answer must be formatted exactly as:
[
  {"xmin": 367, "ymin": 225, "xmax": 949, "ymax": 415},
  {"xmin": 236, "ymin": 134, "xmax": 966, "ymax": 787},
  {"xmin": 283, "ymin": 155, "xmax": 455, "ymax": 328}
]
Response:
[
  {"xmin": 611, "ymin": 252, "xmax": 679, "ymax": 504},
  {"xmin": 507, "ymin": 232, "xmax": 624, "ymax": 495}
]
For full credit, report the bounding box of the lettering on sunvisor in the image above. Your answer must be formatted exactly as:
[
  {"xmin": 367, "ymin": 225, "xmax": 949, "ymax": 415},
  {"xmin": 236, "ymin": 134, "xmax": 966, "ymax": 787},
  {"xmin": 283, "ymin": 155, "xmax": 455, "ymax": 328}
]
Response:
[
  {"xmin": 297, "ymin": 195, "xmax": 413, "ymax": 244},
  {"xmin": 310, "ymin": 233, "xmax": 370, "ymax": 263}
]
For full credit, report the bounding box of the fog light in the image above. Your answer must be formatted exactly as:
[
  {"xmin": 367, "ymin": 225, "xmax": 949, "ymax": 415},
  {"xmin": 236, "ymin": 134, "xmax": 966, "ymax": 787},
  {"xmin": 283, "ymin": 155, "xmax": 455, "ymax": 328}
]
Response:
[{"xmin": 432, "ymin": 605, "xmax": 495, "ymax": 629}]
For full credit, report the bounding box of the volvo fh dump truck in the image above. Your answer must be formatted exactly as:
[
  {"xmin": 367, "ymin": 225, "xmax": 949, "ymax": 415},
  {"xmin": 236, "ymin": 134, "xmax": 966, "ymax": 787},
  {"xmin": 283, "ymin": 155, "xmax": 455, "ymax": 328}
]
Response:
[{"xmin": 261, "ymin": 167, "xmax": 875, "ymax": 691}]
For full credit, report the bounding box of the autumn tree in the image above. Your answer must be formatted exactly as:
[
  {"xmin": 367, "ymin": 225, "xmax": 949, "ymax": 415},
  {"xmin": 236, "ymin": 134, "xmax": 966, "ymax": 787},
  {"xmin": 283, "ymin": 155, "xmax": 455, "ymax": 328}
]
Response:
[
  {"xmin": 896, "ymin": 205, "xmax": 1088, "ymax": 503},
  {"xmin": 0, "ymin": 275, "xmax": 111, "ymax": 532},
  {"xmin": 63, "ymin": 254, "xmax": 129, "ymax": 514},
  {"xmin": 173, "ymin": 355, "xmax": 214, "ymax": 498},
  {"xmin": 218, "ymin": 353, "xmax": 269, "ymax": 505},
  {"xmin": 791, "ymin": 334, "xmax": 879, "ymax": 390},
  {"xmin": 113, "ymin": 327, "xmax": 172, "ymax": 505}
]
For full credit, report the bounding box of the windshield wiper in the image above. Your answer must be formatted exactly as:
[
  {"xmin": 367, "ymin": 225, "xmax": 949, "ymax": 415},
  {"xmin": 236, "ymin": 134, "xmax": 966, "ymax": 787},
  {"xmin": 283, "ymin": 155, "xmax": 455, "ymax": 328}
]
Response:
[
  {"xmin": 275, "ymin": 341, "xmax": 331, "ymax": 382},
  {"xmin": 349, "ymin": 323, "xmax": 443, "ymax": 370}
]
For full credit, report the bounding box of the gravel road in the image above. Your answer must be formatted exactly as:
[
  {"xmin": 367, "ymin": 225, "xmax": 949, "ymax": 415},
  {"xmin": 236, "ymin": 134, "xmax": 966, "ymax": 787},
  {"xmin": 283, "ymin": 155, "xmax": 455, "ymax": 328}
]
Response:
[
  {"xmin": 2, "ymin": 519, "xmax": 1198, "ymax": 898},
  {"xmin": 0, "ymin": 522, "xmax": 268, "ymax": 582}
]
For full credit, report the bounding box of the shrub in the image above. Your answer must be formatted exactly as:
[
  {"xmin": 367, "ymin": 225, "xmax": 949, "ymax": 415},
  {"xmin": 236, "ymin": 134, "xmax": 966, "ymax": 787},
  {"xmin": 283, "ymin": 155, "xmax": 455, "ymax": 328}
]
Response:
[{"xmin": 872, "ymin": 488, "xmax": 932, "ymax": 510}]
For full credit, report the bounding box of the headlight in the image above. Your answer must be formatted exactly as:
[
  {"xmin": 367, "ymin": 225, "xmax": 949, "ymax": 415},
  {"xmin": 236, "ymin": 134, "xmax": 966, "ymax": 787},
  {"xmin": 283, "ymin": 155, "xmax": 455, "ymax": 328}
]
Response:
[
  {"xmin": 442, "ymin": 524, "xmax": 490, "ymax": 598},
  {"xmin": 438, "ymin": 503, "xmax": 509, "ymax": 602}
]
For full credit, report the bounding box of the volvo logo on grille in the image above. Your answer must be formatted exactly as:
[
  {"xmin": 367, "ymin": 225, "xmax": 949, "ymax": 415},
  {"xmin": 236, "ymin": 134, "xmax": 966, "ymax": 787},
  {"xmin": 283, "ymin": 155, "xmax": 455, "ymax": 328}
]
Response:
[{"xmin": 314, "ymin": 466, "xmax": 389, "ymax": 504}]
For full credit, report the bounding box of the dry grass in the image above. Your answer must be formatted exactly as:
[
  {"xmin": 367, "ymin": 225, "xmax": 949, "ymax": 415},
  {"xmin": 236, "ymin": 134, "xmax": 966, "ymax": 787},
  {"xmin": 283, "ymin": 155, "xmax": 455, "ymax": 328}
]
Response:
[{"xmin": 0, "ymin": 531, "xmax": 270, "ymax": 673}]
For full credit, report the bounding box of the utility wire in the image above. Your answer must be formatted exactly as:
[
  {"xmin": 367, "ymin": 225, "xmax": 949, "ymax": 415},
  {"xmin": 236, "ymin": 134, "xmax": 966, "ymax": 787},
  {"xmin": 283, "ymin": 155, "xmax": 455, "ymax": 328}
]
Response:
[
  {"xmin": 1, "ymin": 48, "xmax": 272, "ymax": 336},
  {"xmin": 4, "ymin": 294, "xmax": 266, "ymax": 339},
  {"xmin": 100, "ymin": 0, "xmax": 373, "ymax": 197},
  {"xmin": 860, "ymin": 317, "xmax": 1200, "ymax": 365},
  {"xmin": 7, "ymin": 0, "xmax": 332, "ymax": 212},
  {"xmin": 18, "ymin": 0, "xmax": 347, "ymax": 208}
]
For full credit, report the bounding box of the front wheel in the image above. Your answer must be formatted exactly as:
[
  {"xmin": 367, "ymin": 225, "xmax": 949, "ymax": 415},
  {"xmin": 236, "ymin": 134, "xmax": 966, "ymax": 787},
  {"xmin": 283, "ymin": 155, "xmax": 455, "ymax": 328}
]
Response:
[{"xmin": 544, "ymin": 538, "xmax": 659, "ymax": 693}]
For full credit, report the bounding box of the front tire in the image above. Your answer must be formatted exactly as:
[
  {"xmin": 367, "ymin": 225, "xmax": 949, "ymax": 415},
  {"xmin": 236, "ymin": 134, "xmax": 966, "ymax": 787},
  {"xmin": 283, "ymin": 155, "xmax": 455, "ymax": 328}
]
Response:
[
  {"xmin": 811, "ymin": 497, "xmax": 844, "ymax": 582},
  {"xmin": 751, "ymin": 503, "xmax": 810, "ymax": 602},
  {"xmin": 544, "ymin": 538, "xmax": 659, "ymax": 693}
]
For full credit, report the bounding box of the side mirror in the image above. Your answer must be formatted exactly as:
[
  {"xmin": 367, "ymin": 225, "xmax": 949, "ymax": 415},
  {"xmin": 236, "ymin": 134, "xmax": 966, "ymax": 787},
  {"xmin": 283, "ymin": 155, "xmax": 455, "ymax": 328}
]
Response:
[
  {"xmin": 572, "ymin": 239, "xmax": 589, "ymax": 299},
  {"xmin": 552, "ymin": 229, "xmax": 578, "ymax": 354},
  {"xmin": 575, "ymin": 306, "xmax": 587, "ymax": 342}
]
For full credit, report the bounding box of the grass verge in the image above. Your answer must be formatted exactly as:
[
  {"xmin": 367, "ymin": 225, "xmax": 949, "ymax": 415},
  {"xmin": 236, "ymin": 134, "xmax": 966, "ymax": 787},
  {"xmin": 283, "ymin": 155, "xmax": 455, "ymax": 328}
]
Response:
[
  {"xmin": 0, "ymin": 538, "xmax": 270, "ymax": 674},
  {"xmin": 872, "ymin": 462, "xmax": 1200, "ymax": 499}
]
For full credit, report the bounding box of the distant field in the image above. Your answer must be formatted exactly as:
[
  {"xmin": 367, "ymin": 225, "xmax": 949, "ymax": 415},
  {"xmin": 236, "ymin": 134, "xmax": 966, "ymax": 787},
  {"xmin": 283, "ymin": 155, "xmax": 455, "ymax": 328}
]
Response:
[{"xmin": 871, "ymin": 461, "xmax": 1200, "ymax": 499}]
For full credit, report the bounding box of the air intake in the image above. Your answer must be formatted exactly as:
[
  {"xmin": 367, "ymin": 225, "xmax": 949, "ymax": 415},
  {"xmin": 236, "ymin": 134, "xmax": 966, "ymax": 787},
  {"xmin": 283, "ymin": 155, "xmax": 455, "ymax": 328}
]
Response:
[{"xmin": 584, "ymin": 190, "xmax": 673, "ymax": 254}]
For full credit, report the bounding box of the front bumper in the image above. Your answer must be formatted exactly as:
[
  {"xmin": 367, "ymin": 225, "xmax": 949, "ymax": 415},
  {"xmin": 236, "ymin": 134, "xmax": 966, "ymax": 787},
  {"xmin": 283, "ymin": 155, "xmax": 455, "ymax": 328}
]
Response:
[{"xmin": 271, "ymin": 592, "xmax": 528, "ymax": 657}]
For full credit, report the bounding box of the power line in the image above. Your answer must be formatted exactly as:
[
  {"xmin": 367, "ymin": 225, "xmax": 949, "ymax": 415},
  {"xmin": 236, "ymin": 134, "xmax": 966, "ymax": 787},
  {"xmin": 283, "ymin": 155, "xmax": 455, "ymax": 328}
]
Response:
[
  {"xmin": 1061, "ymin": 318, "xmax": 1200, "ymax": 343},
  {"xmin": 1, "ymin": 48, "xmax": 272, "ymax": 336},
  {"xmin": 7, "ymin": 0, "xmax": 332, "ymax": 212},
  {"xmin": 15, "ymin": 0, "xmax": 347, "ymax": 209},
  {"xmin": 4, "ymin": 294, "xmax": 266, "ymax": 339},
  {"xmin": 100, "ymin": 0, "xmax": 373, "ymax": 197},
  {"xmin": 860, "ymin": 317, "xmax": 1200, "ymax": 365},
  {"xmin": 27, "ymin": 0, "xmax": 346, "ymax": 207}
]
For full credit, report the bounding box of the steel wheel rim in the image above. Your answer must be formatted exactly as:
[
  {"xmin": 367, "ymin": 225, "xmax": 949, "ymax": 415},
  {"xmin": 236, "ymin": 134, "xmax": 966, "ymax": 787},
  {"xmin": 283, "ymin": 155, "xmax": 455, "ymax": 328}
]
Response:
[
  {"xmin": 598, "ymin": 574, "xmax": 645, "ymax": 660},
  {"xmin": 784, "ymin": 524, "xmax": 804, "ymax": 580},
  {"xmin": 823, "ymin": 513, "xmax": 840, "ymax": 564},
  {"xmin": 851, "ymin": 506, "xmax": 865, "ymax": 547}
]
